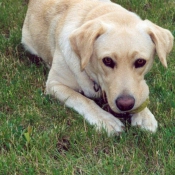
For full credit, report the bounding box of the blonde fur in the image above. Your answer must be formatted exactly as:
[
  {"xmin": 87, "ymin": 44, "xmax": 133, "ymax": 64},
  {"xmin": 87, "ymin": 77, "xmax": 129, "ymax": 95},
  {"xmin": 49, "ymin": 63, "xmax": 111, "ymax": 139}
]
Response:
[{"xmin": 22, "ymin": 0, "xmax": 174, "ymax": 135}]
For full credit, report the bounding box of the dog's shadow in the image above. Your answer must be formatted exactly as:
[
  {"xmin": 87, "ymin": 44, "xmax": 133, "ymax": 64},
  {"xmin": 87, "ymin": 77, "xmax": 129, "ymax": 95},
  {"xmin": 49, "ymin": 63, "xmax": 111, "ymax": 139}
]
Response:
[{"xmin": 17, "ymin": 43, "xmax": 48, "ymax": 75}]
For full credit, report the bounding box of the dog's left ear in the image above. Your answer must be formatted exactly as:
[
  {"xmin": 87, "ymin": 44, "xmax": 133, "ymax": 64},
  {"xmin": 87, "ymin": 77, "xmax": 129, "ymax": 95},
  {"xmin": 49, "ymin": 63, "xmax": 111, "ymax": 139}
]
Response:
[
  {"xmin": 144, "ymin": 20, "xmax": 174, "ymax": 68},
  {"xmin": 69, "ymin": 20, "xmax": 106, "ymax": 71}
]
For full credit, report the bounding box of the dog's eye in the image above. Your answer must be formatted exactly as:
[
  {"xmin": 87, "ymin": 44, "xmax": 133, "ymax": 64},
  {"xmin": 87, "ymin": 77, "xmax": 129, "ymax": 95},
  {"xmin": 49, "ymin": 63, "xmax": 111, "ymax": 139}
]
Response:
[
  {"xmin": 134, "ymin": 59, "xmax": 146, "ymax": 68},
  {"xmin": 103, "ymin": 57, "xmax": 115, "ymax": 68}
]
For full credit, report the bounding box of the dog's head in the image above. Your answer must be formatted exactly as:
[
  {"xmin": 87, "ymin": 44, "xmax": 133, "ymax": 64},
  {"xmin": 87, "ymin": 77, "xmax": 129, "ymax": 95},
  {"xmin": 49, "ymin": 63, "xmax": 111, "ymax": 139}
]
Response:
[{"xmin": 70, "ymin": 18, "xmax": 174, "ymax": 113}]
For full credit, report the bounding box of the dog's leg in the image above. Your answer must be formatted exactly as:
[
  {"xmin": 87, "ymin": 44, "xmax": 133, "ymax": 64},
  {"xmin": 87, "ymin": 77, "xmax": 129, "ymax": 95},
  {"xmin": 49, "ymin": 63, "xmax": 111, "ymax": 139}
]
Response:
[
  {"xmin": 46, "ymin": 78, "xmax": 124, "ymax": 135},
  {"xmin": 131, "ymin": 107, "xmax": 158, "ymax": 132}
]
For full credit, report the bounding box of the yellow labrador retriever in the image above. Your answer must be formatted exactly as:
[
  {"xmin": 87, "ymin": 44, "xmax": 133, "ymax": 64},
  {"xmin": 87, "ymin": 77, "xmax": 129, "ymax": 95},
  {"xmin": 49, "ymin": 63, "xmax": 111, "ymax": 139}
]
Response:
[{"xmin": 22, "ymin": 0, "xmax": 174, "ymax": 135}]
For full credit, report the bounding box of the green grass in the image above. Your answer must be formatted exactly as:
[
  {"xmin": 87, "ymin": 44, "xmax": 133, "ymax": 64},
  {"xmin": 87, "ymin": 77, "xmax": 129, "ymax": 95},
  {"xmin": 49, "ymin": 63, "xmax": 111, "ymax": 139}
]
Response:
[{"xmin": 0, "ymin": 0, "xmax": 175, "ymax": 174}]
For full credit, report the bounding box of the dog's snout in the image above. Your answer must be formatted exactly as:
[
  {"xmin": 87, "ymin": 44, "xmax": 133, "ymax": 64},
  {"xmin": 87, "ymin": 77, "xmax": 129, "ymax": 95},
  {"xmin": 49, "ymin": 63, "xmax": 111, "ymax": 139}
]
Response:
[{"xmin": 116, "ymin": 95, "xmax": 135, "ymax": 111}]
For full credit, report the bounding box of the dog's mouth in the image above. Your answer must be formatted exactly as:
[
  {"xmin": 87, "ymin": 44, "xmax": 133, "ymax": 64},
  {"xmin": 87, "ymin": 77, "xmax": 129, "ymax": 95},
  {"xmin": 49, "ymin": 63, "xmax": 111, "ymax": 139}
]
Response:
[{"xmin": 94, "ymin": 91, "xmax": 133, "ymax": 120}]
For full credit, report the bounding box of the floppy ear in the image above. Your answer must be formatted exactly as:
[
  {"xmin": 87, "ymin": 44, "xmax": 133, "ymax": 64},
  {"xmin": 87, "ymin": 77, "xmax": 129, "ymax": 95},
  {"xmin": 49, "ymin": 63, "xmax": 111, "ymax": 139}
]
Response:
[
  {"xmin": 69, "ymin": 20, "xmax": 106, "ymax": 71},
  {"xmin": 144, "ymin": 20, "xmax": 174, "ymax": 68}
]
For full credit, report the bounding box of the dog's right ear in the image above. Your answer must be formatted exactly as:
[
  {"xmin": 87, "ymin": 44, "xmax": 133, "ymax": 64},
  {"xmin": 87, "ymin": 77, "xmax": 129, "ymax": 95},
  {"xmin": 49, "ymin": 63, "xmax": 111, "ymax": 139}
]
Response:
[
  {"xmin": 69, "ymin": 20, "xmax": 106, "ymax": 71},
  {"xmin": 143, "ymin": 20, "xmax": 174, "ymax": 68}
]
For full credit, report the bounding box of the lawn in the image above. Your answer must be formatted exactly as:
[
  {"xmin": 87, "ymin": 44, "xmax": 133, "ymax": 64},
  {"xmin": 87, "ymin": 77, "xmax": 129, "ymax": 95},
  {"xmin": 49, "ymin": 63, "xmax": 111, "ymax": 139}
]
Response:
[{"xmin": 0, "ymin": 0, "xmax": 175, "ymax": 174}]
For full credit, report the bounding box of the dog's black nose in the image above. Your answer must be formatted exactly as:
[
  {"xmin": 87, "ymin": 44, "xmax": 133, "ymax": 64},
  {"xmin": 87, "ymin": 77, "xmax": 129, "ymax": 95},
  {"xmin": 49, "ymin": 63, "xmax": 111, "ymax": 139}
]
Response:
[{"xmin": 116, "ymin": 95, "xmax": 135, "ymax": 111}]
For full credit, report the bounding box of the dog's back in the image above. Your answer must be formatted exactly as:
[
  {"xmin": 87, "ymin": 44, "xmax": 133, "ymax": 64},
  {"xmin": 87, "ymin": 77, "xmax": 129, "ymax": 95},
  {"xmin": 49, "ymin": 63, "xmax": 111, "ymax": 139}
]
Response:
[{"xmin": 22, "ymin": 0, "xmax": 104, "ymax": 66}]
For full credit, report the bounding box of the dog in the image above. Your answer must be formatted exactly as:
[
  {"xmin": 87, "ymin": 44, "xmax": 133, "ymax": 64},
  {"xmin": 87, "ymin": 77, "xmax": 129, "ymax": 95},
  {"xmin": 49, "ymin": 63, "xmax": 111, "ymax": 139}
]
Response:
[{"xmin": 22, "ymin": 0, "xmax": 174, "ymax": 135}]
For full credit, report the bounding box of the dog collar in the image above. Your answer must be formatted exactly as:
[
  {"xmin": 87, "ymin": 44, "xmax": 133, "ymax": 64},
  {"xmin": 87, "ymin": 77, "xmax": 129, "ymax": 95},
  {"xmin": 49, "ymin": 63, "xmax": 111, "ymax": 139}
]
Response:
[{"xmin": 129, "ymin": 98, "xmax": 149, "ymax": 114}]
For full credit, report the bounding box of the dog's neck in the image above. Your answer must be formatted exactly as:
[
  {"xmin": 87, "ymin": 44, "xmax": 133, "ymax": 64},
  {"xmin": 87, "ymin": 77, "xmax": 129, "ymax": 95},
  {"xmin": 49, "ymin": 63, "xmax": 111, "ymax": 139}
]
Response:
[{"xmin": 84, "ymin": 68, "xmax": 101, "ymax": 92}]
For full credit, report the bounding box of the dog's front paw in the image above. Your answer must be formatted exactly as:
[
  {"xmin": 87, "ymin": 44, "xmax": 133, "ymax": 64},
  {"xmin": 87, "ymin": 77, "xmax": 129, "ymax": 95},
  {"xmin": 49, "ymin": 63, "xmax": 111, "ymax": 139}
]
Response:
[
  {"xmin": 87, "ymin": 110, "xmax": 125, "ymax": 136},
  {"xmin": 131, "ymin": 107, "xmax": 158, "ymax": 132}
]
